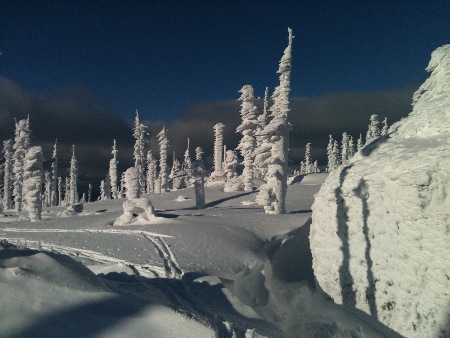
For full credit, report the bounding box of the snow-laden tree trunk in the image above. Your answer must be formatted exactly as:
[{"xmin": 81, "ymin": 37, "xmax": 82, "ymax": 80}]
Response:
[
  {"xmin": 304, "ymin": 143, "xmax": 313, "ymax": 174},
  {"xmin": 124, "ymin": 167, "xmax": 139, "ymax": 199},
  {"xmin": 12, "ymin": 118, "xmax": 31, "ymax": 212},
  {"xmin": 341, "ymin": 133, "xmax": 349, "ymax": 165},
  {"xmin": 87, "ymin": 183, "xmax": 92, "ymax": 203},
  {"xmin": 58, "ymin": 177, "xmax": 62, "ymax": 206},
  {"xmin": 183, "ymin": 138, "xmax": 192, "ymax": 173},
  {"xmin": 348, "ymin": 136, "xmax": 355, "ymax": 159},
  {"xmin": 224, "ymin": 150, "xmax": 238, "ymax": 179},
  {"xmin": 256, "ymin": 28, "xmax": 293, "ymax": 214},
  {"xmin": 99, "ymin": 180, "xmax": 106, "ymax": 200},
  {"xmin": 326, "ymin": 135, "xmax": 334, "ymax": 172},
  {"xmin": 236, "ymin": 85, "xmax": 259, "ymax": 192},
  {"xmin": 23, "ymin": 146, "xmax": 43, "ymax": 222},
  {"xmin": 50, "ymin": 139, "xmax": 58, "ymax": 206},
  {"xmin": 157, "ymin": 126, "xmax": 169, "ymax": 192},
  {"xmin": 213, "ymin": 123, "xmax": 225, "ymax": 172},
  {"xmin": 2, "ymin": 139, "xmax": 13, "ymax": 210},
  {"xmin": 109, "ymin": 139, "xmax": 119, "ymax": 199},
  {"xmin": 43, "ymin": 171, "xmax": 52, "ymax": 207},
  {"xmin": 68, "ymin": 145, "xmax": 78, "ymax": 205}
]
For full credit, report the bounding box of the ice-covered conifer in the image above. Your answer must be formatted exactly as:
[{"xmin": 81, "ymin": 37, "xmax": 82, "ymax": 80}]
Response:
[
  {"xmin": 254, "ymin": 87, "xmax": 271, "ymax": 179},
  {"xmin": 366, "ymin": 114, "xmax": 381, "ymax": 142},
  {"xmin": 195, "ymin": 147, "xmax": 204, "ymax": 161},
  {"xmin": 119, "ymin": 172, "xmax": 125, "ymax": 198},
  {"xmin": 58, "ymin": 177, "xmax": 62, "ymax": 206},
  {"xmin": 99, "ymin": 180, "xmax": 106, "ymax": 200},
  {"xmin": 63, "ymin": 177, "xmax": 70, "ymax": 206},
  {"xmin": 12, "ymin": 118, "xmax": 31, "ymax": 212},
  {"xmin": 303, "ymin": 143, "xmax": 313, "ymax": 174},
  {"xmin": 381, "ymin": 117, "xmax": 389, "ymax": 135},
  {"xmin": 357, "ymin": 133, "xmax": 364, "ymax": 151},
  {"xmin": 341, "ymin": 132, "xmax": 349, "ymax": 165},
  {"xmin": 299, "ymin": 161, "xmax": 305, "ymax": 175},
  {"xmin": 157, "ymin": 126, "xmax": 169, "ymax": 192},
  {"xmin": 146, "ymin": 151, "xmax": 156, "ymax": 193},
  {"xmin": 133, "ymin": 111, "xmax": 147, "ymax": 195},
  {"xmin": 109, "ymin": 139, "xmax": 119, "ymax": 199},
  {"xmin": 348, "ymin": 136, "xmax": 355, "ymax": 159},
  {"xmin": 224, "ymin": 150, "xmax": 238, "ymax": 179},
  {"xmin": 23, "ymin": 146, "xmax": 43, "ymax": 222},
  {"xmin": 68, "ymin": 145, "xmax": 78, "ymax": 204},
  {"xmin": 213, "ymin": 123, "xmax": 225, "ymax": 172},
  {"xmin": 124, "ymin": 167, "xmax": 139, "ymax": 199},
  {"xmin": 183, "ymin": 138, "xmax": 192, "ymax": 173},
  {"xmin": 312, "ymin": 160, "xmax": 319, "ymax": 173},
  {"xmin": 256, "ymin": 28, "xmax": 293, "ymax": 214},
  {"xmin": 2, "ymin": 140, "xmax": 13, "ymax": 210},
  {"xmin": 326, "ymin": 135, "xmax": 334, "ymax": 172},
  {"xmin": 50, "ymin": 139, "xmax": 58, "ymax": 206},
  {"xmin": 43, "ymin": 171, "xmax": 52, "ymax": 207},
  {"xmin": 332, "ymin": 140, "xmax": 340, "ymax": 168},
  {"xmin": 236, "ymin": 85, "xmax": 259, "ymax": 191}
]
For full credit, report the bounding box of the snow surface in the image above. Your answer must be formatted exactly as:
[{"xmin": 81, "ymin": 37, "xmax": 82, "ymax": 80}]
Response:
[
  {"xmin": 1, "ymin": 173, "xmax": 403, "ymax": 337},
  {"xmin": 310, "ymin": 45, "xmax": 450, "ymax": 337}
]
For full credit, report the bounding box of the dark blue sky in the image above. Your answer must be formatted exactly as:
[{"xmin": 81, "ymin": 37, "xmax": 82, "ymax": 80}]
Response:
[{"xmin": 1, "ymin": 0, "xmax": 449, "ymax": 122}]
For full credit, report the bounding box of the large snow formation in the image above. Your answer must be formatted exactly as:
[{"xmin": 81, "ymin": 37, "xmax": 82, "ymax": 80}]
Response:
[{"xmin": 310, "ymin": 45, "xmax": 450, "ymax": 337}]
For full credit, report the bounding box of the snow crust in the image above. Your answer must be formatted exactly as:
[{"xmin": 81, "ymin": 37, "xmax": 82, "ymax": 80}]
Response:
[{"xmin": 310, "ymin": 44, "xmax": 450, "ymax": 337}]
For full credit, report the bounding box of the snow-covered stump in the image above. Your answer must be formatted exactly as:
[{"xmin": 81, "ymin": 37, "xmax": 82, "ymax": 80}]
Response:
[
  {"xmin": 113, "ymin": 197, "xmax": 156, "ymax": 225},
  {"xmin": 124, "ymin": 167, "xmax": 139, "ymax": 199},
  {"xmin": 310, "ymin": 45, "xmax": 450, "ymax": 338},
  {"xmin": 192, "ymin": 161, "xmax": 205, "ymax": 209},
  {"xmin": 23, "ymin": 146, "xmax": 44, "ymax": 222}
]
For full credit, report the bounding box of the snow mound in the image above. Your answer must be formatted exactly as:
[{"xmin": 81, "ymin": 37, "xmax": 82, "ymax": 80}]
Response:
[
  {"xmin": 113, "ymin": 197, "xmax": 156, "ymax": 225},
  {"xmin": 174, "ymin": 195, "xmax": 190, "ymax": 201},
  {"xmin": 310, "ymin": 45, "xmax": 450, "ymax": 337}
]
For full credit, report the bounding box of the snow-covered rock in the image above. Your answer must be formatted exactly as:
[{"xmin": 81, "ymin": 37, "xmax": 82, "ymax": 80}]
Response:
[{"xmin": 310, "ymin": 45, "xmax": 450, "ymax": 337}]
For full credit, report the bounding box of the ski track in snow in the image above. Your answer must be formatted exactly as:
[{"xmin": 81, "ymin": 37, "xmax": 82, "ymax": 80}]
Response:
[{"xmin": 141, "ymin": 233, "xmax": 183, "ymax": 279}]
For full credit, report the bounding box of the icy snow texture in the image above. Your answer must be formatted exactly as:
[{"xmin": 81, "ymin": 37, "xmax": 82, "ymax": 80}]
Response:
[
  {"xmin": 113, "ymin": 197, "xmax": 156, "ymax": 225},
  {"xmin": 310, "ymin": 44, "xmax": 450, "ymax": 337}
]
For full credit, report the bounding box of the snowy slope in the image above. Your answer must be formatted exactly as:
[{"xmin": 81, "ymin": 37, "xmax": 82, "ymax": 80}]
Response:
[
  {"xmin": 310, "ymin": 45, "xmax": 450, "ymax": 337},
  {"xmin": 1, "ymin": 173, "xmax": 403, "ymax": 337}
]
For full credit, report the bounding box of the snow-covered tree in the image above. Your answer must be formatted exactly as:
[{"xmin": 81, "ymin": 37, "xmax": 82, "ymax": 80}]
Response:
[
  {"xmin": 195, "ymin": 147, "xmax": 203, "ymax": 161},
  {"xmin": 366, "ymin": 114, "xmax": 381, "ymax": 142},
  {"xmin": 170, "ymin": 153, "xmax": 182, "ymax": 189},
  {"xmin": 109, "ymin": 139, "xmax": 119, "ymax": 199},
  {"xmin": 254, "ymin": 87, "xmax": 270, "ymax": 179},
  {"xmin": 63, "ymin": 177, "xmax": 70, "ymax": 206},
  {"xmin": 58, "ymin": 177, "xmax": 63, "ymax": 206},
  {"xmin": 23, "ymin": 146, "xmax": 43, "ymax": 222},
  {"xmin": 332, "ymin": 140, "xmax": 340, "ymax": 168},
  {"xmin": 2, "ymin": 139, "xmax": 13, "ymax": 210},
  {"xmin": 99, "ymin": 180, "xmax": 106, "ymax": 200},
  {"xmin": 133, "ymin": 111, "xmax": 147, "ymax": 195},
  {"xmin": 43, "ymin": 171, "xmax": 52, "ymax": 207},
  {"xmin": 326, "ymin": 135, "xmax": 334, "ymax": 172},
  {"xmin": 312, "ymin": 160, "xmax": 319, "ymax": 173},
  {"xmin": 381, "ymin": 117, "xmax": 389, "ymax": 135},
  {"xmin": 12, "ymin": 118, "xmax": 31, "ymax": 212},
  {"xmin": 213, "ymin": 123, "xmax": 225, "ymax": 172},
  {"xmin": 146, "ymin": 150, "xmax": 156, "ymax": 193},
  {"xmin": 124, "ymin": 167, "xmax": 139, "ymax": 199},
  {"xmin": 224, "ymin": 150, "xmax": 238, "ymax": 179},
  {"xmin": 357, "ymin": 133, "xmax": 364, "ymax": 151},
  {"xmin": 157, "ymin": 126, "xmax": 169, "ymax": 192},
  {"xmin": 236, "ymin": 85, "xmax": 259, "ymax": 191},
  {"xmin": 119, "ymin": 172, "xmax": 125, "ymax": 198},
  {"xmin": 341, "ymin": 132, "xmax": 349, "ymax": 165},
  {"xmin": 348, "ymin": 136, "xmax": 355, "ymax": 159},
  {"xmin": 183, "ymin": 138, "xmax": 192, "ymax": 173},
  {"xmin": 50, "ymin": 139, "xmax": 58, "ymax": 206},
  {"xmin": 303, "ymin": 143, "xmax": 313, "ymax": 174},
  {"xmin": 104, "ymin": 174, "xmax": 111, "ymax": 199},
  {"xmin": 68, "ymin": 145, "xmax": 78, "ymax": 205},
  {"xmin": 256, "ymin": 28, "xmax": 294, "ymax": 214}
]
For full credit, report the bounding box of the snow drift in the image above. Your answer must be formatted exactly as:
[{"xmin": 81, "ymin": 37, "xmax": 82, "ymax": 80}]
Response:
[{"xmin": 310, "ymin": 44, "xmax": 450, "ymax": 337}]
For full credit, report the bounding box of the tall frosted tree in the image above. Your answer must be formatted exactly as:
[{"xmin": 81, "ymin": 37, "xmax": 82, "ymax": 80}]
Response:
[
  {"xmin": 43, "ymin": 171, "xmax": 52, "ymax": 207},
  {"xmin": 146, "ymin": 150, "xmax": 156, "ymax": 193},
  {"xmin": 109, "ymin": 139, "xmax": 119, "ymax": 199},
  {"xmin": 195, "ymin": 147, "xmax": 204, "ymax": 161},
  {"xmin": 133, "ymin": 111, "xmax": 147, "ymax": 195},
  {"xmin": 256, "ymin": 28, "xmax": 293, "ymax": 214},
  {"xmin": 254, "ymin": 87, "xmax": 271, "ymax": 179},
  {"xmin": 326, "ymin": 135, "xmax": 334, "ymax": 172},
  {"xmin": 303, "ymin": 143, "xmax": 313, "ymax": 174},
  {"xmin": 357, "ymin": 133, "xmax": 364, "ymax": 151},
  {"xmin": 183, "ymin": 138, "xmax": 192, "ymax": 173},
  {"xmin": 12, "ymin": 118, "xmax": 31, "ymax": 212},
  {"xmin": 341, "ymin": 132, "xmax": 349, "ymax": 165},
  {"xmin": 2, "ymin": 140, "xmax": 13, "ymax": 210},
  {"xmin": 58, "ymin": 177, "xmax": 63, "ymax": 206},
  {"xmin": 348, "ymin": 135, "xmax": 355, "ymax": 159},
  {"xmin": 99, "ymin": 180, "xmax": 106, "ymax": 200},
  {"xmin": 213, "ymin": 123, "xmax": 225, "ymax": 172},
  {"xmin": 236, "ymin": 85, "xmax": 259, "ymax": 191},
  {"xmin": 23, "ymin": 146, "xmax": 43, "ymax": 222},
  {"xmin": 68, "ymin": 145, "xmax": 78, "ymax": 204},
  {"xmin": 157, "ymin": 126, "xmax": 169, "ymax": 192},
  {"xmin": 50, "ymin": 140, "xmax": 58, "ymax": 206}
]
